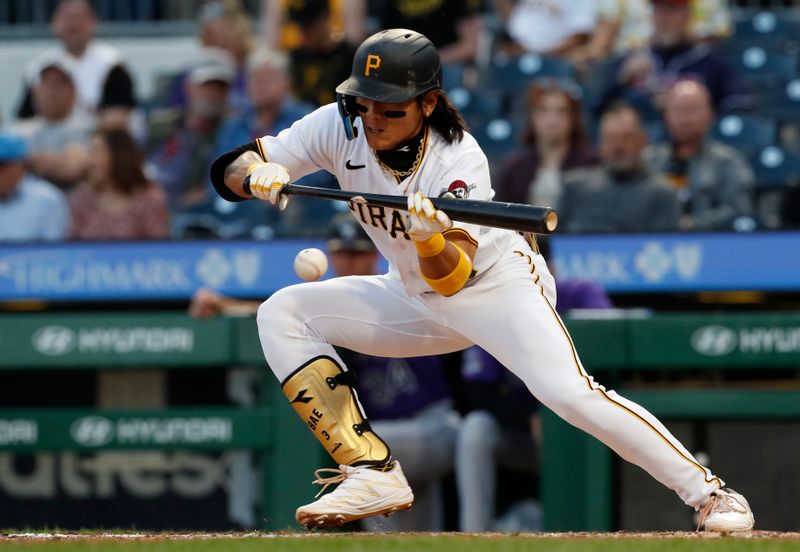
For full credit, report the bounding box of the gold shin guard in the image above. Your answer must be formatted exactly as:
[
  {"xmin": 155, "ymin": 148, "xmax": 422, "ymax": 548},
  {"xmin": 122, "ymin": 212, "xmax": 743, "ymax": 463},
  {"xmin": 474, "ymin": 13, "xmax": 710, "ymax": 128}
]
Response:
[{"xmin": 281, "ymin": 356, "xmax": 391, "ymax": 466}]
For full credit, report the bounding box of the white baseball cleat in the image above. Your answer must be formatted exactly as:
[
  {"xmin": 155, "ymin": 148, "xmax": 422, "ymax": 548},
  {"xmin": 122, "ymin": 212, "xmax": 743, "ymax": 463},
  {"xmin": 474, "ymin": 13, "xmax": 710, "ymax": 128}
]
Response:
[
  {"xmin": 295, "ymin": 460, "xmax": 414, "ymax": 529},
  {"xmin": 697, "ymin": 488, "xmax": 754, "ymax": 532}
]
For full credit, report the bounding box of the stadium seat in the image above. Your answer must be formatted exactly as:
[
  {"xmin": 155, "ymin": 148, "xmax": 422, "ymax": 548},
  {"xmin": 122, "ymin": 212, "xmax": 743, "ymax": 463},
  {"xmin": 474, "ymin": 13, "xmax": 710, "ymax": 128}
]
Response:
[
  {"xmin": 733, "ymin": 11, "xmax": 800, "ymax": 50},
  {"xmin": 759, "ymin": 79, "xmax": 800, "ymax": 123},
  {"xmin": 480, "ymin": 53, "xmax": 575, "ymax": 94},
  {"xmin": 710, "ymin": 114, "xmax": 777, "ymax": 156},
  {"xmin": 470, "ymin": 117, "xmax": 520, "ymax": 166},
  {"xmin": 749, "ymin": 145, "xmax": 800, "ymax": 188},
  {"xmin": 732, "ymin": 47, "xmax": 798, "ymax": 90},
  {"xmin": 448, "ymin": 87, "xmax": 503, "ymax": 123},
  {"xmin": 442, "ymin": 63, "xmax": 465, "ymax": 92}
]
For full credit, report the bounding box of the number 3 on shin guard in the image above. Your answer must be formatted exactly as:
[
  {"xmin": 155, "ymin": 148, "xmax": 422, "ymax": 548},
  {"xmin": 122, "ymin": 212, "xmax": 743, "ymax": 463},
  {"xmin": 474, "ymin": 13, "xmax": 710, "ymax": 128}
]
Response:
[{"xmin": 281, "ymin": 356, "xmax": 391, "ymax": 466}]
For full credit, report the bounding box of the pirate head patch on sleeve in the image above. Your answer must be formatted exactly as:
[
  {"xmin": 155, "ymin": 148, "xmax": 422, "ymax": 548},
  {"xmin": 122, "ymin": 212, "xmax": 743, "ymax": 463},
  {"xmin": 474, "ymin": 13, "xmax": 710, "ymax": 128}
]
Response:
[{"xmin": 439, "ymin": 180, "xmax": 476, "ymax": 199}]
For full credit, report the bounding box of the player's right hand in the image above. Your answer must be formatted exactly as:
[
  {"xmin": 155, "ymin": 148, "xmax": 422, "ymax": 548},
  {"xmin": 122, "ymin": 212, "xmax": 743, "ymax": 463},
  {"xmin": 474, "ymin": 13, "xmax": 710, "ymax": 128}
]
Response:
[
  {"xmin": 247, "ymin": 162, "xmax": 291, "ymax": 210},
  {"xmin": 405, "ymin": 191, "xmax": 453, "ymax": 241}
]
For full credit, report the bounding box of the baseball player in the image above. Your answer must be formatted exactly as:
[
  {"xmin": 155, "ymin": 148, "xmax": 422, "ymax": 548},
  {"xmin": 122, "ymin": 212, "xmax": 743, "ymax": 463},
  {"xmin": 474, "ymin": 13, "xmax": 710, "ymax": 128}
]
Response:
[{"xmin": 209, "ymin": 29, "xmax": 754, "ymax": 532}]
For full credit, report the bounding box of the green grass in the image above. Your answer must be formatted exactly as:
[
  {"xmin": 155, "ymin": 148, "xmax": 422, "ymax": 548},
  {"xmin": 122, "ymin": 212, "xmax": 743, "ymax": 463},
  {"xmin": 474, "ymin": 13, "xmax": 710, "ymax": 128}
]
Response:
[{"xmin": 2, "ymin": 535, "xmax": 799, "ymax": 552}]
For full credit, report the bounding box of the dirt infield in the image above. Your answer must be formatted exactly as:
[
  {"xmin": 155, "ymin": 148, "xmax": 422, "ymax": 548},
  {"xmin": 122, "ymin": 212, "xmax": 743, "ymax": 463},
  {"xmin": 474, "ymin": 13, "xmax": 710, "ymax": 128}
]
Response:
[{"xmin": 2, "ymin": 530, "xmax": 799, "ymax": 541}]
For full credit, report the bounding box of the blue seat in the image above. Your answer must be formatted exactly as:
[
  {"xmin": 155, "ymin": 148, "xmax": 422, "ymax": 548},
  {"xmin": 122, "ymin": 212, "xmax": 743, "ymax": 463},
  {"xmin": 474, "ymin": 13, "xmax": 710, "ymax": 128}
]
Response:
[
  {"xmin": 759, "ymin": 78, "xmax": 800, "ymax": 123},
  {"xmin": 710, "ymin": 114, "xmax": 777, "ymax": 156},
  {"xmin": 749, "ymin": 146, "xmax": 800, "ymax": 188},
  {"xmin": 448, "ymin": 87, "xmax": 503, "ymax": 123},
  {"xmin": 732, "ymin": 47, "xmax": 798, "ymax": 89},
  {"xmin": 480, "ymin": 53, "xmax": 574, "ymax": 93},
  {"xmin": 470, "ymin": 117, "xmax": 520, "ymax": 166},
  {"xmin": 734, "ymin": 11, "xmax": 800, "ymax": 49},
  {"xmin": 442, "ymin": 63, "xmax": 465, "ymax": 92}
]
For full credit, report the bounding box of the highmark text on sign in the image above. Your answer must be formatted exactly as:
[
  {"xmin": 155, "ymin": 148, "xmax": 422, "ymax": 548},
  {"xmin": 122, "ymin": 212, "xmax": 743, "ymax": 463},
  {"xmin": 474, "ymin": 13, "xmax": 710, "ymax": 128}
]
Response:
[{"xmin": 0, "ymin": 233, "xmax": 798, "ymax": 300}]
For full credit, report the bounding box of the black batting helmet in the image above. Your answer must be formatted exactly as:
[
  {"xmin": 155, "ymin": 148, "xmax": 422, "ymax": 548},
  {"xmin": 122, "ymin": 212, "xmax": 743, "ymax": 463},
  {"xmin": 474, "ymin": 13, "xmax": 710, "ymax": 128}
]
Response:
[{"xmin": 335, "ymin": 29, "xmax": 442, "ymax": 139}]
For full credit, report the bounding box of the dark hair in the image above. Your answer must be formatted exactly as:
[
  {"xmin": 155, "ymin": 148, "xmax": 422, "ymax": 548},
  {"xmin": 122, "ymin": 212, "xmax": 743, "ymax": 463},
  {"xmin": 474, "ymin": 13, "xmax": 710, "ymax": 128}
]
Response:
[
  {"xmin": 424, "ymin": 90, "xmax": 467, "ymax": 144},
  {"xmin": 52, "ymin": 0, "xmax": 95, "ymax": 19},
  {"xmin": 600, "ymin": 100, "xmax": 645, "ymax": 127},
  {"xmin": 522, "ymin": 80, "xmax": 587, "ymax": 150},
  {"xmin": 92, "ymin": 127, "xmax": 148, "ymax": 195}
]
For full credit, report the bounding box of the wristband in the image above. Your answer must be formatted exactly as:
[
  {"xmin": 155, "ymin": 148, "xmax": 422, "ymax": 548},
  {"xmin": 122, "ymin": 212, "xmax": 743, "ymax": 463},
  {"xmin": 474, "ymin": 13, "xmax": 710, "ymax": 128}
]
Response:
[
  {"xmin": 422, "ymin": 246, "xmax": 472, "ymax": 297},
  {"xmin": 413, "ymin": 233, "xmax": 446, "ymax": 257}
]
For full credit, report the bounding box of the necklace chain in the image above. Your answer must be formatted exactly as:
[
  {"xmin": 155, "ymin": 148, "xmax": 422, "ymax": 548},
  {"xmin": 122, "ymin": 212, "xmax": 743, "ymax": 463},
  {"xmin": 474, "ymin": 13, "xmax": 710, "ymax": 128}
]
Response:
[{"xmin": 376, "ymin": 130, "xmax": 426, "ymax": 179}]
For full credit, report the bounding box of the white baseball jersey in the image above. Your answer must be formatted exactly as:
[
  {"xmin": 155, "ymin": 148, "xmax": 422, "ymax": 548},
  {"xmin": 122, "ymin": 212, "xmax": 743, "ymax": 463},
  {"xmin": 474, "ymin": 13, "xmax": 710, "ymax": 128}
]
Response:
[
  {"xmin": 256, "ymin": 103, "xmax": 515, "ymax": 296},
  {"xmin": 248, "ymin": 103, "xmax": 728, "ymax": 516}
]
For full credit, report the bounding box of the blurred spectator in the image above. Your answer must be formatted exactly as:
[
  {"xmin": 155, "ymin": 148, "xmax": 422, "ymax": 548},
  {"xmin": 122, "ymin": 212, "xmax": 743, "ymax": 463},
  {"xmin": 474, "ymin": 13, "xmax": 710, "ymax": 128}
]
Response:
[
  {"xmin": 214, "ymin": 48, "xmax": 312, "ymax": 155},
  {"xmin": 492, "ymin": 0, "xmax": 597, "ymax": 59},
  {"xmin": 559, "ymin": 102, "xmax": 680, "ymax": 232},
  {"xmin": 189, "ymin": 214, "xmax": 459, "ymax": 532},
  {"xmin": 596, "ymin": 0, "xmax": 746, "ymax": 120},
  {"xmin": 579, "ymin": 0, "xmax": 731, "ymax": 66},
  {"xmin": 11, "ymin": 58, "xmax": 90, "ymax": 189},
  {"xmin": 195, "ymin": 0, "xmax": 252, "ymax": 115},
  {"xmin": 280, "ymin": 0, "xmax": 358, "ymax": 107},
  {"xmin": 455, "ymin": 346, "xmax": 541, "ymax": 532},
  {"xmin": 455, "ymin": 237, "xmax": 611, "ymax": 532},
  {"xmin": 690, "ymin": 0, "xmax": 732, "ymax": 43},
  {"xmin": 0, "ymin": 131, "xmax": 70, "ymax": 242},
  {"xmin": 17, "ymin": 0, "xmax": 136, "ymax": 122},
  {"xmin": 147, "ymin": 55, "xmax": 233, "ymax": 209},
  {"xmin": 263, "ymin": 0, "xmax": 362, "ymax": 51},
  {"xmin": 577, "ymin": 0, "xmax": 652, "ymax": 66},
  {"xmin": 494, "ymin": 80, "xmax": 597, "ymax": 210},
  {"xmin": 368, "ymin": 0, "xmax": 484, "ymax": 64},
  {"xmin": 70, "ymin": 127, "xmax": 168, "ymax": 240},
  {"xmin": 161, "ymin": 1, "xmax": 252, "ymax": 114},
  {"xmin": 645, "ymin": 80, "xmax": 754, "ymax": 230}
]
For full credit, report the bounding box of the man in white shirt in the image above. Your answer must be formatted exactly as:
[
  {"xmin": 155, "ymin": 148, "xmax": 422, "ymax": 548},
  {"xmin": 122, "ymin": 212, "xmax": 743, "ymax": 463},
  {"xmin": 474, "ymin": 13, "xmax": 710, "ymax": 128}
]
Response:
[
  {"xmin": 495, "ymin": 0, "xmax": 598, "ymax": 57},
  {"xmin": 17, "ymin": 0, "xmax": 136, "ymax": 124},
  {"xmin": 12, "ymin": 59, "xmax": 91, "ymax": 189}
]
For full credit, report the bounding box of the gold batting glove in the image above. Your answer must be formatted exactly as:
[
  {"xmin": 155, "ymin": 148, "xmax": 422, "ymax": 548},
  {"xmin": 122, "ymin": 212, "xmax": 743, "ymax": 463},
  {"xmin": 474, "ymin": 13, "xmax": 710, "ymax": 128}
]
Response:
[
  {"xmin": 405, "ymin": 191, "xmax": 453, "ymax": 242},
  {"xmin": 247, "ymin": 162, "xmax": 291, "ymax": 210}
]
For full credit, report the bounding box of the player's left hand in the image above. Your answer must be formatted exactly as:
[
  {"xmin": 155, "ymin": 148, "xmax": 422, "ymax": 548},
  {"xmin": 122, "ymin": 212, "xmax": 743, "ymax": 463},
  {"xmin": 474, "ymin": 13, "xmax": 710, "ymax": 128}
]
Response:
[
  {"xmin": 405, "ymin": 191, "xmax": 453, "ymax": 241},
  {"xmin": 247, "ymin": 162, "xmax": 291, "ymax": 210}
]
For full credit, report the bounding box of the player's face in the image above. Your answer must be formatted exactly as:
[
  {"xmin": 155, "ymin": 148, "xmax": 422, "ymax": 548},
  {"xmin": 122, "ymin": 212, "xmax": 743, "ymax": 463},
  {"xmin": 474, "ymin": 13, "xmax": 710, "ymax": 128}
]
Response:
[{"xmin": 354, "ymin": 95, "xmax": 432, "ymax": 151}]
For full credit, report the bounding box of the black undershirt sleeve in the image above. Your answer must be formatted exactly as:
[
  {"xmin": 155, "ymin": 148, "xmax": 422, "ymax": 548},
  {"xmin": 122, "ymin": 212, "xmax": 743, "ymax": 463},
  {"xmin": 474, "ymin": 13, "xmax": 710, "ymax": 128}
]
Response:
[{"xmin": 209, "ymin": 141, "xmax": 262, "ymax": 202}]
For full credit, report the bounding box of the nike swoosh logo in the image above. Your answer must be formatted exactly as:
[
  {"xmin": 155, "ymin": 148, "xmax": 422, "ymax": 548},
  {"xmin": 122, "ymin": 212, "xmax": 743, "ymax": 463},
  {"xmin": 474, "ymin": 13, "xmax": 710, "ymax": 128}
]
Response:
[{"xmin": 346, "ymin": 160, "xmax": 366, "ymax": 170}]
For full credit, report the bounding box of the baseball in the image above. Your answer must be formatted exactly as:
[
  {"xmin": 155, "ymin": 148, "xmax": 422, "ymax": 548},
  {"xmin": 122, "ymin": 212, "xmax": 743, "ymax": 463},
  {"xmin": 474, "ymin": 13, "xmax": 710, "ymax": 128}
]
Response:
[{"xmin": 294, "ymin": 248, "xmax": 328, "ymax": 281}]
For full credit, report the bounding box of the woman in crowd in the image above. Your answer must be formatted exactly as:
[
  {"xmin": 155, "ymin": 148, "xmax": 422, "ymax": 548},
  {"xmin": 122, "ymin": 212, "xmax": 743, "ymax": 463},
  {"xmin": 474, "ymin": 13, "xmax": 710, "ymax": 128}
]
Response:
[
  {"xmin": 70, "ymin": 126, "xmax": 168, "ymax": 240},
  {"xmin": 494, "ymin": 80, "xmax": 596, "ymax": 210}
]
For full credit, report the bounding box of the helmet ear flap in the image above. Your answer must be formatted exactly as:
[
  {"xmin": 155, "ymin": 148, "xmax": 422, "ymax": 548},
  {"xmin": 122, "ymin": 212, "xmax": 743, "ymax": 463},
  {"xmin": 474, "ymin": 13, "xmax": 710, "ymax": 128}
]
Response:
[{"xmin": 337, "ymin": 93, "xmax": 359, "ymax": 140}]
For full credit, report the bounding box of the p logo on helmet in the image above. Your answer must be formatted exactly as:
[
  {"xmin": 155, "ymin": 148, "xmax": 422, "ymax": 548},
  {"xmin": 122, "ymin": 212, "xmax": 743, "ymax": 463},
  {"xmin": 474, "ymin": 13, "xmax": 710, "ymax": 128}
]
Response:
[{"xmin": 365, "ymin": 54, "xmax": 382, "ymax": 76}]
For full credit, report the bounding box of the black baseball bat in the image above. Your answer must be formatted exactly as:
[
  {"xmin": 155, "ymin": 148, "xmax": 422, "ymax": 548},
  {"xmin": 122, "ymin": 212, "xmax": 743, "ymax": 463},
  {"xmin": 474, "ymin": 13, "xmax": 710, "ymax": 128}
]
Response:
[{"xmin": 242, "ymin": 177, "xmax": 558, "ymax": 234}]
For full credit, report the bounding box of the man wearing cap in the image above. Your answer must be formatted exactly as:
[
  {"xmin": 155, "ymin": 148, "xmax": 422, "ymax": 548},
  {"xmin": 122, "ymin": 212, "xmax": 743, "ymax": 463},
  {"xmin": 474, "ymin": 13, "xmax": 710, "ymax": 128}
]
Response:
[
  {"xmin": 18, "ymin": 0, "xmax": 135, "ymax": 121},
  {"xmin": 146, "ymin": 52, "xmax": 234, "ymax": 208},
  {"xmin": 188, "ymin": 214, "xmax": 459, "ymax": 532},
  {"xmin": 0, "ymin": 131, "xmax": 70, "ymax": 242},
  {"xmin": 11, "ymin": 58, "xmax": 91, "ymax": 189},
  {"xmin": 596, "ymin": 0, "xmax": 747, "ymax": 119}
]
